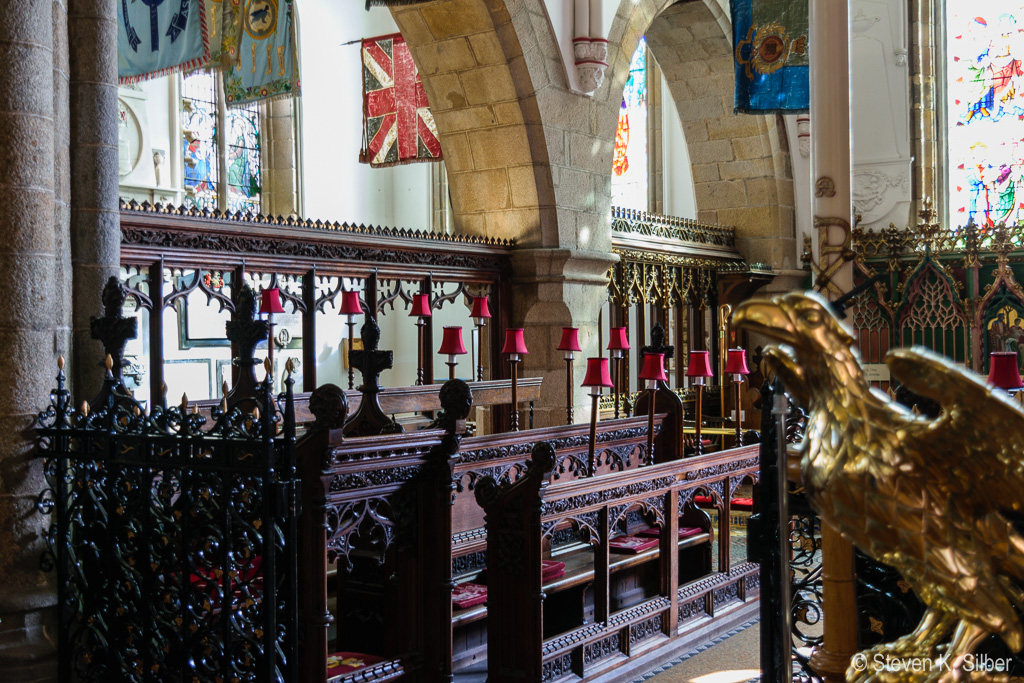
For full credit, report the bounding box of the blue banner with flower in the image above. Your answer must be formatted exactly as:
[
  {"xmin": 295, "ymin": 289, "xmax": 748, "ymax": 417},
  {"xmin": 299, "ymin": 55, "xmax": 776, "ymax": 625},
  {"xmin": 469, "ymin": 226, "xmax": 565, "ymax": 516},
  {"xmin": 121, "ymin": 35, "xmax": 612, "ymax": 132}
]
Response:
[
  {"xmin": 224, "ymin": 0, "xmax": 299, "ymax": 106},
  {"xmin": 731, "ymin": 0, "xmax": 809, "ymax": 113},
  {"xmin": 117, "ymin": 0, "xmax": 209, "ymax": 83}
]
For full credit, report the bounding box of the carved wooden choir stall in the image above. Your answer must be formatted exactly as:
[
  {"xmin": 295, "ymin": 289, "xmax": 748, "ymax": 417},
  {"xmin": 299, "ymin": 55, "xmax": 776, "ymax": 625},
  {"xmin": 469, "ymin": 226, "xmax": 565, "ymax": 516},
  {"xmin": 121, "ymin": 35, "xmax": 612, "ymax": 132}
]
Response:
[{"xmin": 38, "ymin": 206, "xmax": 767, "ymax": 683}]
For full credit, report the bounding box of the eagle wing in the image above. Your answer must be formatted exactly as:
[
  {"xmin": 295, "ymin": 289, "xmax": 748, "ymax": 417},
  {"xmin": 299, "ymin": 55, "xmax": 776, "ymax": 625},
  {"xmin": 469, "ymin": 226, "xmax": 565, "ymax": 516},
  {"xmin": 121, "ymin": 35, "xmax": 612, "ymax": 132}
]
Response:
[
  {"xmin": 885, "ymin": 346, "xmax": 1024, "ymax": 646},
  {"xmin": 886, "ymin": 346, "xmax": 1024, "ymax": 513}
]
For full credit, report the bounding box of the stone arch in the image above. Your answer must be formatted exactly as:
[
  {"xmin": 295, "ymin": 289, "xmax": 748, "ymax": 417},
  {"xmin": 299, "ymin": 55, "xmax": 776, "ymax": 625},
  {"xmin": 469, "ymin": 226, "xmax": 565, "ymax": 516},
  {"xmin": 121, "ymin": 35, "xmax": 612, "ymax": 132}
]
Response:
[
  {"xmin": 599, "ymin": 0, "xmax": 796, "ymax": 270},
  {"xmin": 390, "ymin": 0, "xmax": 561, "ymax": 246}
]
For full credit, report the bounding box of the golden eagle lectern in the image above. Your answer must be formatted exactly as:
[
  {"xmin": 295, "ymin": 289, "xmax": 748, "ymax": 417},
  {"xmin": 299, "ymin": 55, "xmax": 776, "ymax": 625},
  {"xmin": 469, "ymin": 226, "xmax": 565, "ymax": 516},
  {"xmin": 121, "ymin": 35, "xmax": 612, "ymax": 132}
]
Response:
[{"xmin": 734, "ymin": 291, "xmax": 1024, "ymax": 683}]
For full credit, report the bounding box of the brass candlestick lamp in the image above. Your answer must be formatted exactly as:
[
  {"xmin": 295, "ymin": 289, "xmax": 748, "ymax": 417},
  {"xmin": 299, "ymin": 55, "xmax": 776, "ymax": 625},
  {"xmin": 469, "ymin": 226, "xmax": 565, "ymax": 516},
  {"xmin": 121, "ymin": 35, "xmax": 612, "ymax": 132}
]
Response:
[
  {"xmin": 638, "ymin": 352, "xmax": 668, "ymax": 465},
  {"xmin": 259, "ymin": 287, "xmax": 285, "ymax": 391},
  {"xmin": 470, "ymin": 295, "xmax": 491, "ymax": 381},
  {"xmin": 439, "ymin": 326, "xmax": 468, "ymax": 380},
  {"xmin": 686, "ymin": 350, "xmax": 713, "ymax": 456},
  {"xmin": 409, "ymin": 293, "xmax": 432, "ymax": 385},
  {"xmin": 338, "ymin": 289, "xmax": 363, "ymax": 390},
  {"xmin": 501, "ymin": 328, "xmax": 528, "ymax": 431},
  {"xmin": 723, "ymin": 348, "xmax": 750, "ymax": 446},
  {"xmin": 581, "ymin": 357, "xmax": 614, "ymax": 476},
  {"xmin": 557, "ymin": 327, "xmax": 582, "ymax": 425},
  {"xmin": 607, "ymin": 327, "xmax": 630, "ymax": 418}
]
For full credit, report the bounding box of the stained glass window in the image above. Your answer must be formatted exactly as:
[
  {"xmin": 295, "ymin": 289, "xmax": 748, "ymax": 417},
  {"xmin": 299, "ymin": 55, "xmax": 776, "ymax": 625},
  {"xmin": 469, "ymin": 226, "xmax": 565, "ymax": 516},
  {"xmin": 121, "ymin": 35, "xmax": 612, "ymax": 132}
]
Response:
[
  {"xmin": 182, "ymin": 71, "xmax": 262, "ymax": 214},
  {"xmin": 611, "ymin": 38, "xmax": 648, "ymax": 211},
  {"xmin": 226, "ymin": 101, "xmax": 262, "ymax": 214},
  {"xmin": 182, "ymin": 71, "xmax": 219, "ymax": 211},
  {"xmin": 947, "ymin": 3, "xmax": 1024, "ymax": 228}
]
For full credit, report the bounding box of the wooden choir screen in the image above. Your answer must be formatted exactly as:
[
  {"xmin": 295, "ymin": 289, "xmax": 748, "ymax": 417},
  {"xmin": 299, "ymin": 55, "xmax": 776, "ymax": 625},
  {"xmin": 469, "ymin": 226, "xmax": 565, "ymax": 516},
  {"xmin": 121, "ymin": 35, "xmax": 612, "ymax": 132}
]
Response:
[
  {"xmin": 117, "ymin": 202, "xmax": 514, "ymax": 412},
  {"xmin": 850, "ymin": 210, "xmax": 1024, "ymax": 377}
]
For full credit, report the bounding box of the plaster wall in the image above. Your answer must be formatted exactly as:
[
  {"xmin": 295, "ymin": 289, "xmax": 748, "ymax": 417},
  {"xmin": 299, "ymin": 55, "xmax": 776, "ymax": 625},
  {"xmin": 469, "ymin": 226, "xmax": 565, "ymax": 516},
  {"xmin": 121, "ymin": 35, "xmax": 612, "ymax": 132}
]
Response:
[{"xmin": 299, "ymin": 3, "xmax": 433, "ymax": 229}]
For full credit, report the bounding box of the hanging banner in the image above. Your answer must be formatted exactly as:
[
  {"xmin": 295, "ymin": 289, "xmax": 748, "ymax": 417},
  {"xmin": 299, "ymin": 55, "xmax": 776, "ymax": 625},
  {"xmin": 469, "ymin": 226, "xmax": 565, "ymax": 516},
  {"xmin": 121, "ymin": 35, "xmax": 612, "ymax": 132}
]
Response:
[
  {"xmin": 360, "ymin": 33, "xmax": 442, "ymax": 167},
  {"xmin": 117, "ymin": 0, "xmax": 210, "ymax": 83},
  {"xmin": 224, "ymin": 0, "xmax": 300, "ymax": 106},
  {"xmin": 731, "ymin": 0, "xmax": 809, "ymax": 113},
  {"xmin": 205, "ymin": 0, "xmax": 242, "ymax": 68}
]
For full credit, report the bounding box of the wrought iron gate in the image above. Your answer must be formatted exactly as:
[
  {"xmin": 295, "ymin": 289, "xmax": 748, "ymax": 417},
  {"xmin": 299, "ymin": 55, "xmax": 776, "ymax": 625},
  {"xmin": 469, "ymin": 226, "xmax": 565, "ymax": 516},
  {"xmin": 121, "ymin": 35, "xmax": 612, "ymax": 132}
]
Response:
[{"xmin": 36, "ymin": 360, "xmax": 299, "ymax": 683}]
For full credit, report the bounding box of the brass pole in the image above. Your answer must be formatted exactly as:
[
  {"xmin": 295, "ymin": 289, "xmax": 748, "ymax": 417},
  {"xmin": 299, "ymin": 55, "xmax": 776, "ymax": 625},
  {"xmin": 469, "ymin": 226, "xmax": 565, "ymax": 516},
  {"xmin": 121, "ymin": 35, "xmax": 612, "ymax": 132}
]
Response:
[
  {"xmin": 694, "ymin": 383, "xmax": 704, "ymax": 456},
  {"xmin": 646, "ymin": 387, "xmax": 656, "ymax": 465},
  {"xmin": 588, "ymin": 392, "xmax": 600, "ymax": 475},
  {"xmin": 510, "ymin": 358, "xmax": 520, "ymax": 431},
  {"xmin": 734, "ymin": 378, "xmax": 744, "ymax": 446},
  {"xmin": 613, "ymin": 355, "xmax": 621, "ymax": 419},
  {"xmin": 416, "ymin": 317, "xmax": 425, "ymax": 386},
  {"xmin": 347, "ymin": 318, "xmax": 356, "ymax": 390},
  {"xmin": 475, "ymin": 323, "xmax": 484, "ymax": 381},
  {"xmin": 565, "ymin": 356, "xmax": 574, "ymax": 425}
]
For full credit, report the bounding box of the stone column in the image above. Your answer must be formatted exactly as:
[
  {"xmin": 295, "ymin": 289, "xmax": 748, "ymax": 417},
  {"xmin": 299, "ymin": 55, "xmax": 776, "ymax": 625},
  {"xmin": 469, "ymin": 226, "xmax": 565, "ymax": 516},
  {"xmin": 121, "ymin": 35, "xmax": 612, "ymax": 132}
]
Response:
[
  {"xmin": 511, "ymin": 249, "xmax": 617, "ymax": 428},
  {"xmin": 264, "ymin": 97, "xmax": 300, "ymax": 218},
  {"xmin": 69, "ymin": 0, "xmax": 120, "ymax": 396},
  {"xmin": 0, "ymin": 0, "xmax": 64, "ymax": 679},
  {"xmin": 807, "ymin": 3, "xmax": 857, "ymax": 682}
]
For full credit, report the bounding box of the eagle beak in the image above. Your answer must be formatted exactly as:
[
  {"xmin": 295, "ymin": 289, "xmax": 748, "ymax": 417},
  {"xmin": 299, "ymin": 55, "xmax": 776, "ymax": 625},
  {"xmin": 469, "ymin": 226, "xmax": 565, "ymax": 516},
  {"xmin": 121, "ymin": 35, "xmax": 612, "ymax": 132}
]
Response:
[{"xmin": 732, "ymin": 298, "xmax": 797, "ymax": 344}]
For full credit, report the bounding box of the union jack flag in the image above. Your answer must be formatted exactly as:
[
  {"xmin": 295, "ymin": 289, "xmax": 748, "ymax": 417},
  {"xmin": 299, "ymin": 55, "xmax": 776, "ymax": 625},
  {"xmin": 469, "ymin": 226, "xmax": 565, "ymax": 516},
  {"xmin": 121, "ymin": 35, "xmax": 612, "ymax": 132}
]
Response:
[{"xmin": 361, "ymin": 33, "xmax": 442, "ymax": 167}]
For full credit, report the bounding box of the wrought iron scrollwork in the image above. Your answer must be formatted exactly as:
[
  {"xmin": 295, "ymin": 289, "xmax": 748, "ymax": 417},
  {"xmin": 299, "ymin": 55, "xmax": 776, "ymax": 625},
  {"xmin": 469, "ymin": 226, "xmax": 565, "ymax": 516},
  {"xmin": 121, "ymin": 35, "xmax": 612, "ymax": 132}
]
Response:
[{"xmin": 37, "ymin": 343, "xmax": 299, "ymax": 681}]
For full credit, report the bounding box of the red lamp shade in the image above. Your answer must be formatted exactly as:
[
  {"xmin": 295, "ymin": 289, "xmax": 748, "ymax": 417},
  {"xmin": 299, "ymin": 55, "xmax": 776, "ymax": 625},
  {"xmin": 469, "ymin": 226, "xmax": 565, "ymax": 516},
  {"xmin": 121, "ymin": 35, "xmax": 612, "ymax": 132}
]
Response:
[
  {"xmin": 259, "ymin": 287, "xmax": 285, "ymax": 315},
  {"xmin": 410, "ymin": 293, "xmax": 432, "ymax": 318},
  {"xmin": 339, "ymin": 290, "xmax": 362, "ymax": 316},
  {"xmin": 439, "ymin": 326, "xmax": 468, "ymax": 356},
  {"xmin": 501, "ymin": 328, "xmax": 529, "ymax": 356},
  {"xmin": 723, "ymin": 348, "xmax": 750, "ymax": 376},
  {"xmin": 470, "ymin": 296, "xmax": 491, "ymax": 321},
  {"xmin": 686, "ymin": 350, "xmax": 714, "ymax": 378},
  {"xmin": 557, "ymin": 327, "xmax": 582, "ymax": 352},
  {"xmin": 638, "ymin": 353, "xmax": 668, "ymax": 382},
  {"xmin": 988, "ymin": 352, "xmax": 1023, "ymax": 390},
  {"xmin": 582, "ymin": 357, "xmax": 614, "ymax": 388},
  {"xmin": 607, "ymin": 327, "xmax": 630, "ymax": 351}
]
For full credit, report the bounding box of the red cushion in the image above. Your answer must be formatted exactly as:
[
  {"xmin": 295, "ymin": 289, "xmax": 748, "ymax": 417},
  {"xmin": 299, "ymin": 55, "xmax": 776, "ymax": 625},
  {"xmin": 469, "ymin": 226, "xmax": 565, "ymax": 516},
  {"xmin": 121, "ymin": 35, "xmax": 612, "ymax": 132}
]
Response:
[
  {"xmin": 452, "ymin": 582, "xmax": 487, "ymax": 609},
  {"xmin": 694, "ymin": 496, "xmax": 753, "ymax": 511},
  {"xmin": 608, "ymin": 535, "xmax": 660, "ymax": 554},
  {"xmin": 327, "ymin": 652, "xmax": 385, "ymax": 677},
  {"xmin": 541, "ymin": 560, "xmax": 565, "ymax": 581},
  {"xmin": 637, "ymin": 525, "xmax": 703, "ymax": 539}
]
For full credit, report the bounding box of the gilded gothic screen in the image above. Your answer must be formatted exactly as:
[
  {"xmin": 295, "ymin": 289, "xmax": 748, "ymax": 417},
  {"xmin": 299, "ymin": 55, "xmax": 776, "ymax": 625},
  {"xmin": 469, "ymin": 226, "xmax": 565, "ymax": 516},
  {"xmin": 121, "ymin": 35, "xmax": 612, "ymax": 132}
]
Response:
[{"xmin": 946, "ymin": 2, "xmax": 1024, "ymax": 228}]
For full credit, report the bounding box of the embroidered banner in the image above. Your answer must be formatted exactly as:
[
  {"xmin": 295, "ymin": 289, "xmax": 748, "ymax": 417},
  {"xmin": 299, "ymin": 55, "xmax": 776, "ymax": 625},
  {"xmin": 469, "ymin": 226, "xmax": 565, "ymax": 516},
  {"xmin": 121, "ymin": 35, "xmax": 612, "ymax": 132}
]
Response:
[
  {"xmin": 224, "ymin": 0, "xmax": 300, "ymax": 106},
  {"xmin": 205, "ymin": 0, "xmax": 241, "ymax": 67},
  {"xmin": 731, "ymin": 0, "xmax": 809, "ymax": 113},
  {"xmin": 361, "ymin": 33, "xmax": 442, "ymax": 167},
  {"xmin": 117, "ymin": 0, "xmax": 209, "ymax": 83}
]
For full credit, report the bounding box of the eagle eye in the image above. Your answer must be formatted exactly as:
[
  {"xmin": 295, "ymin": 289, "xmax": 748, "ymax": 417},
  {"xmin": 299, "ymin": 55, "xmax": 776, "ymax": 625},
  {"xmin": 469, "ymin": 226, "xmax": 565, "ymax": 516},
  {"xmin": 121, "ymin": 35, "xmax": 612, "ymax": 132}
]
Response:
[{"xmin": 800, "ymin": 309, "xmax": 823, "ymax": 327}]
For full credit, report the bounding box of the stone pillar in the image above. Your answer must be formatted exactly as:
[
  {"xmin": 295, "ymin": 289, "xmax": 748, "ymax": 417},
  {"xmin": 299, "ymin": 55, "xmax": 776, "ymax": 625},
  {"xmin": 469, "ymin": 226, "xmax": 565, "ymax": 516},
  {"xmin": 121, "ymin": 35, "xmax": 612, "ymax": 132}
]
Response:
[
  {"xmin": 0, "ymin": 0, "xmax": 63, "ymax": 678},
  {"xmin": 807, "ymin": 3, "xmax": 857, "ymax": 682},
  {"xmin": 69, "ymin": 0, "xmax": 120, "ymax": 396},
  {"xmin": 909, "ymin": 0, "xmax": 938, "ymax": 217},
  {"xmin": 511, "ymin": 249, "xmax": 617, "ymax": 428},
  {"xmin": 264, "ymin": 97, "xmax": 300, "ymax": 218}
]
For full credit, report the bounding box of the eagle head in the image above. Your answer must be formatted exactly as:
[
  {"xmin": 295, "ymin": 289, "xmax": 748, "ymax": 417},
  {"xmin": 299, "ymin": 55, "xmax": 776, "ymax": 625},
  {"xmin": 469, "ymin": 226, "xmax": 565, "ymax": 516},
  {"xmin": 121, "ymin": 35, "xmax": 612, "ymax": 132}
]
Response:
[{"xmin": 732, "ymin": 291, "xmax": 859, "ymax": 404}]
